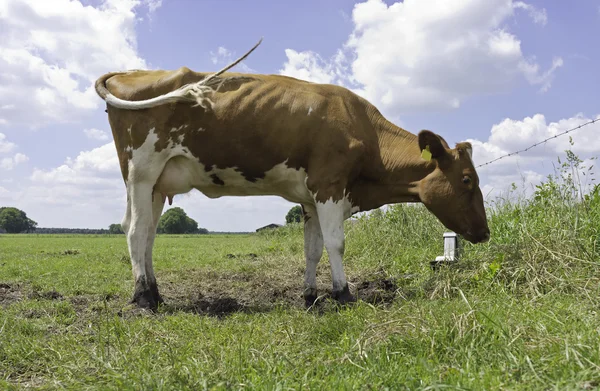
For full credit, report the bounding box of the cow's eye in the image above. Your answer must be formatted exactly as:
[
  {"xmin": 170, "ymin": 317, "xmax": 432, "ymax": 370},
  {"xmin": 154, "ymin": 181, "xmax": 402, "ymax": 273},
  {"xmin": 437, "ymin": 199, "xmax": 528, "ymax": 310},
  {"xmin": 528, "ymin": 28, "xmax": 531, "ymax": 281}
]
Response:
[{"xmin": 463, "ymin": 176, "xmax": 472, "ymax": 185}]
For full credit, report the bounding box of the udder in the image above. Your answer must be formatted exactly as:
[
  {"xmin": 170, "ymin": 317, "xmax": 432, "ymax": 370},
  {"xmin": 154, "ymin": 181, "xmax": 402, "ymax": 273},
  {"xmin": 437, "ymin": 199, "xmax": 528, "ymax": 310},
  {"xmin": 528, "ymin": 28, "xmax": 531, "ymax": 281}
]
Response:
[{"xmin": 154, "ymin": 156, "xmax": 197, "ymax": 204}]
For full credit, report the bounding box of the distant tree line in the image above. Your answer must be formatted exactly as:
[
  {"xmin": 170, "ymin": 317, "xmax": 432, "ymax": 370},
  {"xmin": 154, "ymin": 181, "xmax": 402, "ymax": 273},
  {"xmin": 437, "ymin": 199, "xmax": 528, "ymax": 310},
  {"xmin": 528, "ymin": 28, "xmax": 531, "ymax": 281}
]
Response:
[
  {"xmin": 0, "ymin": 206, "xmax": 212, "ymax": 235},
  {"xmin": 33, "ymin": 227, "xmax": 111, "ymax": 234}
]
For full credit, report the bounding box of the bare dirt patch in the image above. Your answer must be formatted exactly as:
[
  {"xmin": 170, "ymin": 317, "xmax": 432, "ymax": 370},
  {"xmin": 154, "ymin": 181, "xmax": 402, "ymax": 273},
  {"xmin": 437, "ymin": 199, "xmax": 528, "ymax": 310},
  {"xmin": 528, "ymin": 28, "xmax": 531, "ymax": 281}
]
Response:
[
  {"xmin": 353, "ymin": 272, "xmax": 419, "ymax": 304},
  {"xmin": 355, "ymin": 278, "xmax": 398, "ymax": 304},
  {"xmin": 154, "ymin": 266, "xmax": 416, "ymax": 317},
  {"xmin": 158, "ymin": 268, "xmax": 303, "ymax": 317},
  {"xmin": 29, "ymin": 289, "xmax": 63, "ymax": 300},
  {"xmin": 0, "ymin": 282, "xmax": 23, "ymax": 306},
  {"xmin": 1, "ymin": 269, "xmax": 418, "ymax": 319}
]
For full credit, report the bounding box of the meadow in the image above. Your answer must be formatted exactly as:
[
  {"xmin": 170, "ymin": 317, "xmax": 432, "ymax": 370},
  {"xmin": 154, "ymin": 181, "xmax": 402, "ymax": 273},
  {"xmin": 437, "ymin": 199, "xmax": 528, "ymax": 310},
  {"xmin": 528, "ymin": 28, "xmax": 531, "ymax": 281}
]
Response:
[{"xmin": 1, "ymin": 159, "xmax": 600, "ymax": 390}]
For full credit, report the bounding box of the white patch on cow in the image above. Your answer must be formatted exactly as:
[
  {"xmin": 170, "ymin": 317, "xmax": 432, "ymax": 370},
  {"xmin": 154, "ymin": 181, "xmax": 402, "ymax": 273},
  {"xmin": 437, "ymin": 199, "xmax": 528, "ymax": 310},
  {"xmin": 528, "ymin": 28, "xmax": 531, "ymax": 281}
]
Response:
[
  {"xmin": 346, "ymin": 196, "xmax": 360, "ymax": 218},
  {"xmin": 303, "ymin": 204, "xmax": 323, "ymax": 299},
  {"xmin": 308, "ymin": 106, "xmax": 313, "ymax": 116},
  {"xmin": 311, "ymin": 190, "xmax": 359, "ymax": 220},
  {"xmin": 306, "ymin": 191, "xmax": 359, "ymax": 294},
  {"xmin": 197, "ymin": 127, "xmax": 206, "ymax": 132},
  {"xmin": 129, "ymin": 128, "xmax": 161, "ymax": 179},
  {"xmin": 124, "ymin": 127, "xmax": 195, "ymax": 288},
  {"xmin": 315, "ymin": 198, "xmax": 348, "ymax": 292},
  {"xmin": 154, "ymin": 157, "xmax": 314, "ymax": 204},
  {"xmin": 463, "ymin": 145, "xmax": 478, "ymax": 173},
  {"xmin": 170, "ymin": 125, "xmax": 186, "ymax": 133},
  {"xmin": 465, "ymin": 146, "xmax": 473, "ymax": 161}
]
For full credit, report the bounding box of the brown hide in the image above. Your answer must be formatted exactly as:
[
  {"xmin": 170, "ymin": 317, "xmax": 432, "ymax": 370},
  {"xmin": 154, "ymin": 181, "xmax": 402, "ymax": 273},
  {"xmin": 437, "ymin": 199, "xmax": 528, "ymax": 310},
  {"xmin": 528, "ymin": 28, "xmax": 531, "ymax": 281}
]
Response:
[
  {"xmin": 99, "ymin": 67, "xmax": 490, "ymax": 242},
  {"xmin": 105, "ymin": 69, "xmax": 378, "ymax": 203}
]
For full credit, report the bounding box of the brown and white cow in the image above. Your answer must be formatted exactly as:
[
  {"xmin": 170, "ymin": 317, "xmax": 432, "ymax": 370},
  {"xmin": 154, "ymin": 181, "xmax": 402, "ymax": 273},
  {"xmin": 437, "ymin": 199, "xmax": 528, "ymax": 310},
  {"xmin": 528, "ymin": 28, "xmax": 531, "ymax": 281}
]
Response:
[{"xmin": 94, "ymin": 39, "xmax": 489, "ymax": 310}]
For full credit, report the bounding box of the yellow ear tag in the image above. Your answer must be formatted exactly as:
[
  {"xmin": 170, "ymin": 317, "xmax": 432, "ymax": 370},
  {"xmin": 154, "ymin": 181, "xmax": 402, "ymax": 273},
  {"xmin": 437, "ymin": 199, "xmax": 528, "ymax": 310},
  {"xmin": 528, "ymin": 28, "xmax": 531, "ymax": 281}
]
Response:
[{"xmin": 421, "ymin": 145, "xmax": 432, "ymax": 161}]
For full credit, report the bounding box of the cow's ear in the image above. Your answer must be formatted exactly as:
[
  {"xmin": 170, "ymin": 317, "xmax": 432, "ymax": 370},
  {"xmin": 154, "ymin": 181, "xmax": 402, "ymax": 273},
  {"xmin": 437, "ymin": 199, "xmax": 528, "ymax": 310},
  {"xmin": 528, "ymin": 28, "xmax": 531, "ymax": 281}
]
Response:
[{"xmin": 418, "ymin": 130, "xmax": 448, "ymax": 160}]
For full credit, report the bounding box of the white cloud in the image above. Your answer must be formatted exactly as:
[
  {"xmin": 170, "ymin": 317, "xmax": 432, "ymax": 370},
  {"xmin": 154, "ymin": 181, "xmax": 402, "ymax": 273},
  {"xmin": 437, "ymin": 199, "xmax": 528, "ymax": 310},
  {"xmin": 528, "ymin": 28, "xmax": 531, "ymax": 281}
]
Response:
[
  {"xmin": 279, "ymin": 49, "xmax": 349, "ymax": 85},
  {"xmin": 84, "ymin": 128, "xmax": 110, "ymax": 141},
  {"xmin": 1, "ymin": 152, "xmax": 29, "ymax": 170},
  {"xmin": 146, "ymin": 0, "xmax": 162, "ymax": 13},
  {"xmin": 470, "ymin": 113, "xmax": 600, "ymax": 199},
  {"xmin": 210, "ymin": 47, "xmax": 232, "ymax": 65},
  {"xmin": 11, "ymin": 142, "xmax": 126, "ymax": 226},
  {"xmin": 14, "ymin": 153, "xmax": 28, "ymax": 164},
  {"xmin": 0, "ymin": 133, "xmax": 15, "ymax": 153},
  {"xmin": 31, "ymin": 142, "xmax": 120, "ymax": 185},
  {"xmin": 513, "ymin": 1, "xmax": 547, "ymax": 25},
  {"xmin": 210, "ymin": 46, "xmax": 256, "ymax": 73},
  {"xmin": 0, "ymin": 132, "xmax": 26, "ymax": 170},
  {"xmin": 280, "ymin": 0, "xmax": 561, "ymax": 116},
  {"xmin": 0, "ymin": 0, "xmax": 158, "ymax": 127}
]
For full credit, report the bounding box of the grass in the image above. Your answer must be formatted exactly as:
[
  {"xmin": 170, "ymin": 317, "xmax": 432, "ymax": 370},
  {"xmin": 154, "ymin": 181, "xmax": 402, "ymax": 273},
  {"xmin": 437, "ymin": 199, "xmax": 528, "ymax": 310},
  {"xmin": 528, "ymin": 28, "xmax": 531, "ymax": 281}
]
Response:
[{"xmin": 1, "ymin": 155, "xmax": 600, "ymax": 389}]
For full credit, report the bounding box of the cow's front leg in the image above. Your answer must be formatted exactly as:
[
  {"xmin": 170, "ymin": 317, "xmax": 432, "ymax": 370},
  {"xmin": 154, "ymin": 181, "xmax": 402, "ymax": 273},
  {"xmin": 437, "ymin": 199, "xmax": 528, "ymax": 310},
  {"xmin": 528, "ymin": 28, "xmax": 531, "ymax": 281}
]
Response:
[
  {"xmin": 126, "ymin": 182, "xmax": 157, "ymax": 310},
  {"xmin": 315, "ymin": 199, "xmax": 356, "ymax": 305},
  {"xmin": 145, "ymin": 191, "xmax": 166, "ymax": 306},
  {"xmin": 302, "ymin": 204, "xmax": 324, "ymax": 307}
]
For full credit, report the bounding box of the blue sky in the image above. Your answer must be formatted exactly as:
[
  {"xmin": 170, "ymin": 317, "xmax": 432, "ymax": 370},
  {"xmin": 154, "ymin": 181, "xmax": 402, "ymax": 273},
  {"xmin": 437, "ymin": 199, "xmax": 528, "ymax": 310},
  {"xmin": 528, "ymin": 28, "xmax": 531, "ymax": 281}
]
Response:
[{"xmin": 0, "ymin": 0, "xmax": 599, "ymax": 231}]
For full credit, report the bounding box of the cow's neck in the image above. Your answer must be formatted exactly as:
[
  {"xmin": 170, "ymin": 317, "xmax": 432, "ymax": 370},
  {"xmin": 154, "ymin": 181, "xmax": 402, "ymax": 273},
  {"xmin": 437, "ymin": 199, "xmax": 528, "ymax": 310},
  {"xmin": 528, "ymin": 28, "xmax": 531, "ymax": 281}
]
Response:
[{"xmin": 351, "ymin": 112, "xmax": 437, "ymax": 211}]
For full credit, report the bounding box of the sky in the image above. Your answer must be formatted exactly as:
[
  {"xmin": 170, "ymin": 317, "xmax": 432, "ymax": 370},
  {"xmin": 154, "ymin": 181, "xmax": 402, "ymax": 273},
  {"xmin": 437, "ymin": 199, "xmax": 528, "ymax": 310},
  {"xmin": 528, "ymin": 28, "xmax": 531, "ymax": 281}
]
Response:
[{"xmin": 0, "ymin": 0, "xmax": 599, "ymax": 231}]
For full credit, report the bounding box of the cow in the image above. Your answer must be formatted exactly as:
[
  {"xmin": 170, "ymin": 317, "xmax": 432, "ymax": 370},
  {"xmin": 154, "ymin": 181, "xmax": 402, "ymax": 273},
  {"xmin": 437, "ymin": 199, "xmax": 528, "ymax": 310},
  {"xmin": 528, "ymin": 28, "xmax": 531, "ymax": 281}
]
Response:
[{"xmin": 94, "ymin": 39, "xmax": 490, "ymax": 311}]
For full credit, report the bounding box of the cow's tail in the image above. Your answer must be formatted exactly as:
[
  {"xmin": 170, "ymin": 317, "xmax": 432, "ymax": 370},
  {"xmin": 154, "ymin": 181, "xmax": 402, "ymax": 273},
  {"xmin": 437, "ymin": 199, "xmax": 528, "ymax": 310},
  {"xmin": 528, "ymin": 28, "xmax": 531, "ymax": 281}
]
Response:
[{"xmin": 94, "ymin": 37, "xmax": 263, "ymax": 111}]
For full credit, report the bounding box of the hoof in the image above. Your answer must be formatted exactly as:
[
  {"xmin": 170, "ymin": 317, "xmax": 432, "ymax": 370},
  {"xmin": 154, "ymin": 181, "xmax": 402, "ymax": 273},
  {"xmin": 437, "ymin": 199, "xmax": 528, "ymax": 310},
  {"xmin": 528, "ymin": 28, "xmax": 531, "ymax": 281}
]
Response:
[
  {"xmin": 132, "ymin": 277, "xmax": 158, "ymax": 311},
  {"xmin": 149, "ymin": 281, "xmax": 164, "ymax": 306},
  {"xmin": 303, "ymin": 287, "xmax": 318, "ymax": 308},
  {"xmin": 131, "ymin": 289, "xmax": 157, "ymax": 311},
  {"xmin": 332, "ymin": 285, "xmax": 356, "ymax": 305}
]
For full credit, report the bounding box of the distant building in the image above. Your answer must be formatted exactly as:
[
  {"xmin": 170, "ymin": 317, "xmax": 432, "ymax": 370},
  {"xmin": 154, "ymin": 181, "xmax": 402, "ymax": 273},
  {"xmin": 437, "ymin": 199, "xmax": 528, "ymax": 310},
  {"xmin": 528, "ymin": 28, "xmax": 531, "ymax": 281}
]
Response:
[{"xmin": 255, "ymin": 223, "xmax": 282, "ymax": 232}]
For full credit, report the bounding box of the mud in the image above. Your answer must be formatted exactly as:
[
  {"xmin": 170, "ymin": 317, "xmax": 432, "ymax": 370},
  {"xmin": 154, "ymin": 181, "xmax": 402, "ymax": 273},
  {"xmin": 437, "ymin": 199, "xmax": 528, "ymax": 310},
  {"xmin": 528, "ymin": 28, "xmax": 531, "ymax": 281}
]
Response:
[
  {"xmin": 355, "ymin": 278, "xmax": 398, "ymax": 304},
  {"xmin": 353, "ymin": 273, "xmax": 419, "ymax": 304},
  {"xmin": 39, "ymin": 249, "xmax": 81, "ymax": 256},
  {"xmin": 225, "ymin": 253, "xmax": 259, "ymax": 259},
  {"xmin": 154, "ymin": 267, "xmax": 417, "ymax": 317},
  {"xmin": 0, "ymin": 283, "xmax": 23, "ymax": 306},
  {"xmin": 29, "ymin": 290, "xmax": 63, "ymax": 300}
]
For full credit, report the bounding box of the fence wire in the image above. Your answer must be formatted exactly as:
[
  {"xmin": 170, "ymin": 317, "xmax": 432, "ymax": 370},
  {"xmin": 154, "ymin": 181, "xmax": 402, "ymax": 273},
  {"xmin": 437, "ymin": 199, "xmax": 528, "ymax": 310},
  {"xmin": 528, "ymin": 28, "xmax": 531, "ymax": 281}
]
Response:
[{"xmin": 476, "ymin": 117, "xmax": 600, "ymax": 168}]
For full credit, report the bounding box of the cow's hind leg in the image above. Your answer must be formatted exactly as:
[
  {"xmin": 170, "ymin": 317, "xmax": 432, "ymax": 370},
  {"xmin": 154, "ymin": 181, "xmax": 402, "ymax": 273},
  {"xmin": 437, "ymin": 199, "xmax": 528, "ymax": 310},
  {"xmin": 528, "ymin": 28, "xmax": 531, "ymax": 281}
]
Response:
[
  {"xmin": 125, "ymin": 181, "xmax": 157, "ymax": 310},
  {"xmin": 302, "ymin": 204, "xmax": 324, "ymax": 307},
  {"xmin": 145, "ymin": 191, "xmax": 166, "ymax": 305},
  {"xmin": 315, "ymin": 199, "xmax": 356, "ymax": 305}
]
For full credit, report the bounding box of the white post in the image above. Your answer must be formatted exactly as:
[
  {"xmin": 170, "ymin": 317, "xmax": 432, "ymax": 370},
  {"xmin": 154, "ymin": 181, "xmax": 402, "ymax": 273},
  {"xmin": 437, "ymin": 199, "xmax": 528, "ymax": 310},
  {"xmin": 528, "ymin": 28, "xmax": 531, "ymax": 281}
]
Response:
[{"xmin": 431, "ymin": 232, "xmax": 460, "ymax": 269}]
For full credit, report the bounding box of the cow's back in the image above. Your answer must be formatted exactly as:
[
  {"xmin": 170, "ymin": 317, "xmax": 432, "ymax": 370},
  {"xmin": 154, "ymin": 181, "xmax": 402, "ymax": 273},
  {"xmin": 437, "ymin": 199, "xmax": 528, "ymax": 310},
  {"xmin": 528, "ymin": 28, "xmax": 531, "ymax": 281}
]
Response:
[{"xmin": 104, "ymin": 68, "xmax": 377, "ymax": 188}]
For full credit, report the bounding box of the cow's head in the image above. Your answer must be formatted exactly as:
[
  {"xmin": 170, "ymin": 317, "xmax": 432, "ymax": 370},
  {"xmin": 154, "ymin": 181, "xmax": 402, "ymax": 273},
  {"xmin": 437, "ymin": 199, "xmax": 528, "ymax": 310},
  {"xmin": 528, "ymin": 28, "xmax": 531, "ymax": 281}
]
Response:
[{"xmin": 417, "ymin": 130, "xmax": 490, "ymax": 244}]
